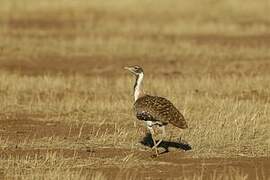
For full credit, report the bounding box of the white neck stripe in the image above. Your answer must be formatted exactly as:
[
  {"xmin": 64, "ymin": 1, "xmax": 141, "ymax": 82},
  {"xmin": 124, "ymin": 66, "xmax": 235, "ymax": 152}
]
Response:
[{"xmin": 134, "ymin": 73, "xmax": 144, "ymax": 101}]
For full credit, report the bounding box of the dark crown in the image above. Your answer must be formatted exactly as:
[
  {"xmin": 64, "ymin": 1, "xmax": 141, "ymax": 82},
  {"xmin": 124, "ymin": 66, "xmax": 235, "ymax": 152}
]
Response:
[{"xmin": 132, "ymin": 65, "xmax": 143, "ymax": 74}]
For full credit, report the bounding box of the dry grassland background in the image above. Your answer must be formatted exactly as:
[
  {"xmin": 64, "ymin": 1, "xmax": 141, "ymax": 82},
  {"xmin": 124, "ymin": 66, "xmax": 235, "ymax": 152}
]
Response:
[{"xmin": 0, "ymin": 0, "xmax": 270, "ymax": 179}]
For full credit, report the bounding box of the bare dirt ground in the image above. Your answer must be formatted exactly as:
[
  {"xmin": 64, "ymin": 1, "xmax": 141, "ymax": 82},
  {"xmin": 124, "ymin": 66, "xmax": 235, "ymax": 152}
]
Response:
[
  {"xmin": 0, "ymin": 0, "xmax": 270, "ymax": 179},
  {"xmin": 1, "ymin": 41, "xmax": 270, "ymax": 179},
  {"xmin": 0, "ymin": 117, "xmax": 269, "ymax": 179}
]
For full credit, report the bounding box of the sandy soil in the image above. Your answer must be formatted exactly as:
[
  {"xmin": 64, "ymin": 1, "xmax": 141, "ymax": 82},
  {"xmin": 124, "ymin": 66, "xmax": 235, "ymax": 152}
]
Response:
[
  {"xmin": 1, "ymin": 2, "xmax": 270, "ymax": 178},
  {"xmin": 0, "ymin": 118, "xmax": 269, "ymax": 179}
]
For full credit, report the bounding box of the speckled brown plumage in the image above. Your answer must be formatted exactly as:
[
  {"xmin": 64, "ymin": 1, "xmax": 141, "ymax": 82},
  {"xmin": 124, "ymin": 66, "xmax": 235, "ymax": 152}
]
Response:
[
  {"xmin": 124, "ymin": 65, "xmax": 188, "ymax": 156},
  {"xmin": 134, "ymin": 95, "xmax": 188, "ymax": 129}
]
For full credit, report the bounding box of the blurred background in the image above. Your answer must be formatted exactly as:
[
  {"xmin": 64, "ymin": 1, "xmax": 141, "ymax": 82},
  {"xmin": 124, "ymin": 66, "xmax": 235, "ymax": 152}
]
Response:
[
  {"xmin": 0, "ymin": 2, "xmax": 269, "ymax": 179},
  {"xmin": 0, "ymin": 0, "xmax": 270, "ymax": 76}
]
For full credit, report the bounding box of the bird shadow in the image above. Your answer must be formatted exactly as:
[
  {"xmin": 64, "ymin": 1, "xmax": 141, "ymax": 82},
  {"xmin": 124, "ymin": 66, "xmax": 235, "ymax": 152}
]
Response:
[{"xmin": 140, "ymin": 133, "xmax": 192, "ymax": 155}]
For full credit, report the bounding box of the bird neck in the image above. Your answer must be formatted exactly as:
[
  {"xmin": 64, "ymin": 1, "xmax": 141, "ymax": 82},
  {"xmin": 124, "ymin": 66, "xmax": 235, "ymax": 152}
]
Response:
[{"xmin": 134, "ymin": 73, "xmax": 144, "ymax": 101}]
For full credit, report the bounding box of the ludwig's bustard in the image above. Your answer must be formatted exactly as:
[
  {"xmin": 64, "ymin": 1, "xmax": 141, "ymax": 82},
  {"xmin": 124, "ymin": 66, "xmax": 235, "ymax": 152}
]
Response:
[{"xmin": 124, "ymin": 65, "xmax": 188, "ymax": 156}]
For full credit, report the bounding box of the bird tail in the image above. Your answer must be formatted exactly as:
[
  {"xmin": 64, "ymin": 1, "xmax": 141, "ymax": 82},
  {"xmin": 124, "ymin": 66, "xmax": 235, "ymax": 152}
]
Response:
[{"xmin": 170, "ymin": 116, "xmax": 188, "ymax": 129}]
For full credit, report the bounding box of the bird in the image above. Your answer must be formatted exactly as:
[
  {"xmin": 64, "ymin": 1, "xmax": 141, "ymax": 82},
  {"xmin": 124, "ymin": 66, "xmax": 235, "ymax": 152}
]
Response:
[{"xmin": 124, "ymin": 65, "xmax": 188, "ymax": 156}]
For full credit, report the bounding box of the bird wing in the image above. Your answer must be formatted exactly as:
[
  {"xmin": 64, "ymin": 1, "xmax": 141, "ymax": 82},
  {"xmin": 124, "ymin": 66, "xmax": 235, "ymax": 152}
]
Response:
[
  {"xmin": 135, "ymin": 110, "xmax": 155, "ymax": 122},
  {"xmin": 134, "ymin": 95, "xmax": 188, "ymax": 129}
]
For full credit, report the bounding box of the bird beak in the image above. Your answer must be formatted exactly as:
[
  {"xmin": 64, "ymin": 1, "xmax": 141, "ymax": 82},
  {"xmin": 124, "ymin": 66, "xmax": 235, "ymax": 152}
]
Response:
[{"xmin": 124, "ymin": 66, "xmax": 134, "ymax": 73}]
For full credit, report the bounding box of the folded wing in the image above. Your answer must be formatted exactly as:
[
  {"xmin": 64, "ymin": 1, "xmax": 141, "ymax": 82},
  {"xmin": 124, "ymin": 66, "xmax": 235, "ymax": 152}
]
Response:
[{"xmin": 134, "ymin": 95, "xmax": 188, "ymax": 129}]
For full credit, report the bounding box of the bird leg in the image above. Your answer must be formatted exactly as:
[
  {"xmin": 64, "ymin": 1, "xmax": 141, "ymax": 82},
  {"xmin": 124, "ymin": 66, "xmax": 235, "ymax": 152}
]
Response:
[
  {"xmin": 152, "ymin": 125, "xmax": 166, "ymax": 149},
  {"xmin": 148, "ymin": 126, "xmax": 159, "ymax": 156}
]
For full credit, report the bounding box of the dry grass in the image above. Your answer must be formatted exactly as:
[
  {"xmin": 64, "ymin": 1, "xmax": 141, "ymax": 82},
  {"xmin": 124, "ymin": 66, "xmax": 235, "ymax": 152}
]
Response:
[
  {"xmin": 0, "ymin": 0, "xmax": 270, "ymax": 179},
  {"xmin": 0, "ymin": 72, "xmax": 269, "ymax": 155}
]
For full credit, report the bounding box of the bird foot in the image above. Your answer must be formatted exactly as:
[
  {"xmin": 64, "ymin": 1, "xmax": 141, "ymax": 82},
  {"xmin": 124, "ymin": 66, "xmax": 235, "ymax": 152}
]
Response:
[
  {"xmin": 151, "ymin": 148, "xmax": 159, "ymax": 157},
  {"xmin": 151, "ymin": 154, "xmax": 158, "ymax": 158}
]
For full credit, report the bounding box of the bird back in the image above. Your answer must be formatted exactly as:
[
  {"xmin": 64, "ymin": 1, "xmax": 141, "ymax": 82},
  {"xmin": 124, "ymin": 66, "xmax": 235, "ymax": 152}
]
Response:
[{"xmin": 134, "ymin": 95, "xmax": 188, "ymax": 129}]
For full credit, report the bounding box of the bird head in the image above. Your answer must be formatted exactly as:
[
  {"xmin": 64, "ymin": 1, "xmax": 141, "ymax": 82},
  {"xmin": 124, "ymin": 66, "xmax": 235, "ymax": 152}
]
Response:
[{"xmin": 124, "ymin": 65, "xmax": 144, "ymax": 76}]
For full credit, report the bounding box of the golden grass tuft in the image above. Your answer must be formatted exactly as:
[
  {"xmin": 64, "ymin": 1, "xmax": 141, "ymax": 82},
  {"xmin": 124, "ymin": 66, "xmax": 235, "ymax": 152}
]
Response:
[{"xmin": 0, "ymin": 0, "xmax": 269, "ymax": 179}]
